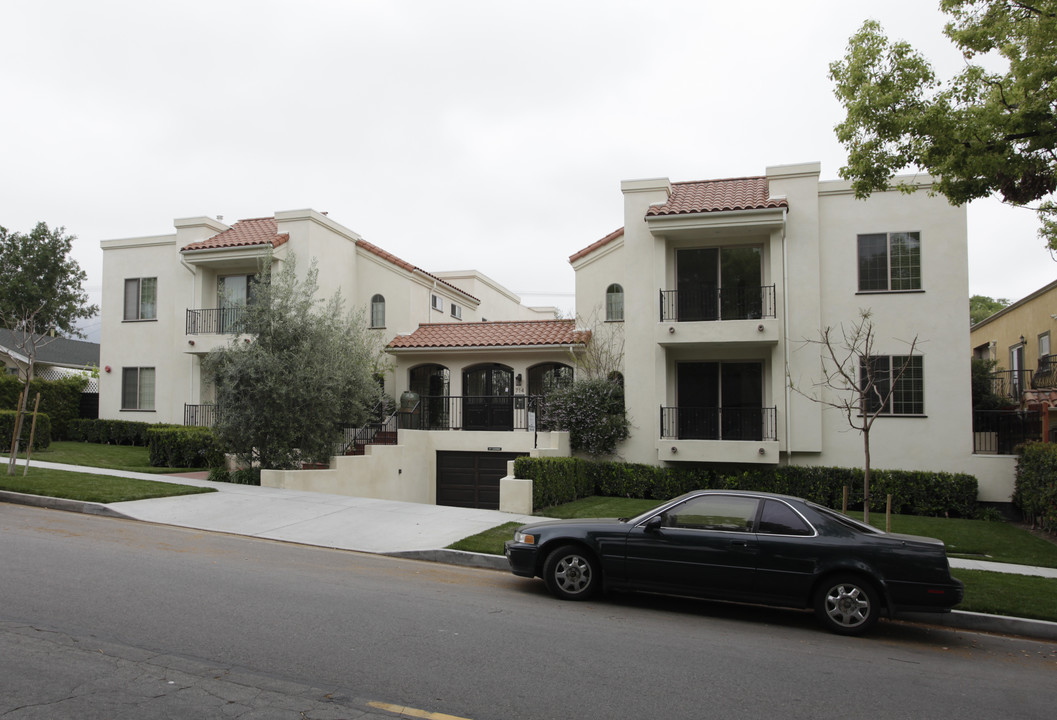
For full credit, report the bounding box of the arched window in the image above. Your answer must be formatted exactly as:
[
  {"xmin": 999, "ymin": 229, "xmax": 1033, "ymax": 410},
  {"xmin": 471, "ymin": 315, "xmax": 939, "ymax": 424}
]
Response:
[
  {"xmin": 528, "ymin": 363, "xmax": 574, "ymax": 396},
  {"xmin": 606, "ymin": 284, "xmax": 624, "ymax": 322},
  {"xmin": 371, "ymin": 294, "xmax": 385, "ymax": 328}
]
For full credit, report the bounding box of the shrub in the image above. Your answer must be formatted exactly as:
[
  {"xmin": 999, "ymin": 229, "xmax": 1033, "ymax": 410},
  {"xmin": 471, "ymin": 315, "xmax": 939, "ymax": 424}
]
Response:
[
  {"xmin": 147, "ymin": 426, "xmax": 225, "ymax": 469},
  {"xmin": 208, "ymin": 466, "xmax": 261, "ymax": 485},
  {"xmin": 67, "ymin": 419, "xmax": 178, "ymax": 446},
  {"xmin": 514, "ymin": 457, "xmax": 979, "ymax": 517},
  {"xmin": 0, "ymin": 409, "xmax": 51, "ymax": 451},
  {"xmin": 1014, "ymin": 442, "xmax": 1057, "ymax": 534},
  {"xmin": 542, "ymin": 378, "xmax": 630, "ymax": 456},
  {"xmin": 0, "ymin": 373, "xmax": 87, "ymax": 439}
]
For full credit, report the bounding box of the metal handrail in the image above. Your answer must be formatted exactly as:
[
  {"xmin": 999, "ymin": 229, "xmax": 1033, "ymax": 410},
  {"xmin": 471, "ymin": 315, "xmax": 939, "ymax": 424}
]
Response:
[
  {"xmin": 659, "ymin": 285, "xmax": 776, "ymax": 322},
  {"xmin": 659, "ymin": 406, "xmax": 778, "ymax": 441}
]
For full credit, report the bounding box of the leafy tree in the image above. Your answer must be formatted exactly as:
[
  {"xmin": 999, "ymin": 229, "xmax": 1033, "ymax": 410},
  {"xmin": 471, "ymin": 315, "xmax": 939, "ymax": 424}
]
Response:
[
  {"xmin": 542, "ymin": 377, "xmax": 630, "ymax": 457},
  {"xmin": 971, "ymin": 356, "xmax": 1011, "ymax": 409},
  {"xmin": 203, "ymin": 254, "xmax": 387, "ymax": 471},
  {"xmin": 970, "ymin": 294, "xmax": 1010, "ymax": 324},
  {"xmin": 792, "ymin": 310, "xmax": 920, "ymax": 523},
  {"xmin": 0, "ymin": 222, "xmax": 97, "ymax": 474},
  {"xmin": 830, "ymin": 2, "xmax": 1057, "ymax": 247}
]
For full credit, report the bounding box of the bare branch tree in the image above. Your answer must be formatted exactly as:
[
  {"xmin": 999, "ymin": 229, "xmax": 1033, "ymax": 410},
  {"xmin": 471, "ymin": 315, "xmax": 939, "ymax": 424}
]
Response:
[{"xmin": 791, "ymin": 309, "xmax": 919, "ymax": 523}]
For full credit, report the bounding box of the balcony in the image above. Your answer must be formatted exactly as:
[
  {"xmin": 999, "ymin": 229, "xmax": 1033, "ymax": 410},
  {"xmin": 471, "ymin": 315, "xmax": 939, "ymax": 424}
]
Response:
[
  {"xmin": 660, "ymin": 406, "xmax": 777, "ymax": 441},
  {"xmin": 186, "ymin": 307, "xmax": 246, "ymax": 335},
  {"xmin": 989, "ymin": 369, "xmax": 1033, "ymax": 400},
  {"xmin": 399, "ymin": 395, "xmax": 546, "ymax": 432},
  {"xmin": 660, "ymin": 285, "xmax": 776, "ymax": 323},
  {"xmin": 1032, "ymin": 356, "xmax": 1057, "ymax": 389}
]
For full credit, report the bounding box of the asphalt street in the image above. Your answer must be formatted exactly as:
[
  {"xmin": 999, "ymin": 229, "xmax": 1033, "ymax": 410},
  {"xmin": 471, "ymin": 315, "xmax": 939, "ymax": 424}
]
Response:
[{"xmin": 2, "ymin": 504, "xmax": 1056, "ymax": 720}]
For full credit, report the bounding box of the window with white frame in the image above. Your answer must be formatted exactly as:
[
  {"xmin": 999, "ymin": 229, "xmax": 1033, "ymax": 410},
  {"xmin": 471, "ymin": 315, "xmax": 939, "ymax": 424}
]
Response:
[
  {"xmin": 123, "ymin": 277, "xmax": 157, "ymax": 320},
  {"xmin": 371, "ymin": 294, "xmax": 385, "ymax": 328},
  {"xmin": 450, "ymin": 303, "xmax": 462, "ymax": 320},
  {"xmin": 606, "ymin": 283, "xmax": 624, "ymax": 321},
  {"xmin": 121, "ymin": 367, "xmax": 156, "ymax": 411},
  {"xmin": 857, "ymin": 232, "xmax": 921, "ymax": 292},
  {"xmin": 431, "ymin": 294, "xmax": 443, "ymax": 312},
  {"xmin": 860, "ymin": 355, "xmax": 923, "ymax": 415}
]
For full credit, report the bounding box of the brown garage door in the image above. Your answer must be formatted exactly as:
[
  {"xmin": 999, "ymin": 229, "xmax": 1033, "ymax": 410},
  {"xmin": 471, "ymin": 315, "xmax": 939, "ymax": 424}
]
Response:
[{"xmin": 436, "ymin": 451, "xmax": 526, "ymax": 510}]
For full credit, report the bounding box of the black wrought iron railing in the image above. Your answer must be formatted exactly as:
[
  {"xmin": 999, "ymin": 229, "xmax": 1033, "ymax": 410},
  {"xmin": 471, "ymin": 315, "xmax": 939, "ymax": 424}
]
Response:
[
  {"xmin": 186, "ymin": 307, "xmax": 246, "ymax": 335},
  {"xmin": 972, "ymin": 410, "xmax": 1041, "ymax": 454},
  {"xmin": 342, "ymin": 405, "xmax": 400, "ymax": 455},
  {"xmin": 1032, "ymin": 355, "xmax": 1057, "ymax": 389},
  {"xmin": 659, "ymin": 285, "xmax": 776, "ymax": 323},
  {"xmin": 184, "ymin": 403, "xmax": 219, "ymax": 427},
  {"xmin": 660, "ymin": 406, "xmax": 777, "ymax": 442},
  {"xmin": 398, "ymin": 395, "xmax": 546, "ymax": 432},
  {"xmin": 989, "ymin": 369, "xmax": 1033, "ymax": 399}
]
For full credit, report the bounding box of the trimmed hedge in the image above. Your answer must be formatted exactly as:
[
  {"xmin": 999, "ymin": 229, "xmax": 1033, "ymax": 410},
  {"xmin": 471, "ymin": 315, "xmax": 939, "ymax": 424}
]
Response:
[
  {"xmin": 208, "ymin": 466, "xmax": 261, "ymax": 485},
  {"xmin": 1014, "ymin": 443, "xmax": 1057, "ymax": 534},
  {"xmin": 514, "ymin": 457, "xmax": 979, "ymax": 518},
  {"xmin": 0, "ymin": 409, "xmax": 52, "ymax": 451},
  {"xmin": 1, "ymin": 374, "xmax": 87, "ymax": 439},
  {"xmin": 67, "ymin": 418, "xmax": 179, "ymax": 446},
  {"xmin": 147, "ymin": 426, "xmax": 225, "ymax": 469}
]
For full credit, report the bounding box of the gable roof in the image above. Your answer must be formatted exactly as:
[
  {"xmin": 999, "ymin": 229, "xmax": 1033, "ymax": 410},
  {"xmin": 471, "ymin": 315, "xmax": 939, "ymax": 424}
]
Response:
[
  {"xmin": 180, "ymin": 217, "xmax": 290, "ymax": 252},
  {"xmin": 181, "ymin": 215, "xmax": 479, "ymax": 303},
  {"xmin": 569, "ymin": 227, "xmax": 624, "ymax": 264},
  {"xmin": 646, "ymin": 176, "xmax": 787, "ymax": 217},
  {"xmin": 387, "ymin": 320, "xmax": 590, "ymax": 351},
  {"xmin": 0, "ymin": 329, "xmax": 100, "ymax": 368}
]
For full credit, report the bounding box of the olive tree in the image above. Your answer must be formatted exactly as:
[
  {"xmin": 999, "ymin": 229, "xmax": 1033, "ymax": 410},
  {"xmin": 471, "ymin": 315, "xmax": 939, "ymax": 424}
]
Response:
[{"xmin": 203, "ymin": 254, "xmax": 387, "ymax": 471}]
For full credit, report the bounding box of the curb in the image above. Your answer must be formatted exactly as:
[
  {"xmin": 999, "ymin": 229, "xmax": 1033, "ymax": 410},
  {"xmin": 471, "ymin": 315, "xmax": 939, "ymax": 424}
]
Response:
[{"xmin": 0, "ymin": 490, "xmax": 132, "ymax": 519}]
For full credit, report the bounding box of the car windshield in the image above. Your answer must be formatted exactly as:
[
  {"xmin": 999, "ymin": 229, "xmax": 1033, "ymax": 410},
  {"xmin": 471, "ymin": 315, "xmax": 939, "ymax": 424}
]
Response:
[{"xmin": 808, "ymin": 503, "xmax": 884, "ymax": 535}]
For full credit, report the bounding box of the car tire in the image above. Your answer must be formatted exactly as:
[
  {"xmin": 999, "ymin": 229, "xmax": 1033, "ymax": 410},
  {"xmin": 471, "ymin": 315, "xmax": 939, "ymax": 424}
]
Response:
[
  {"xmin": 543, "ymin": 545, "xmax": 600, "ymax": 601},
  {"xmin": 814, "ymin": 576, "xmax": 880, "ymax": 636}
]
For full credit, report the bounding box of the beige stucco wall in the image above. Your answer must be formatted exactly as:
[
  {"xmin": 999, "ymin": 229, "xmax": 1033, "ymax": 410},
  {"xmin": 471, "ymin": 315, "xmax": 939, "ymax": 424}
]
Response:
[
  {"xmin": 571, "ymin": 166, "xmax": 1011, "ymax": 500},
  {"xmin": 970, "ymin": 280, "xmax": 1057, "ymax": 370}
]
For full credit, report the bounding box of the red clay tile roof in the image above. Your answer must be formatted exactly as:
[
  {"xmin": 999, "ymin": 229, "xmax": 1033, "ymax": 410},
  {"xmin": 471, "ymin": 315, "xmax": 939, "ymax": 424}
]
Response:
[
  {"xmin": 387, "ymin": 320, "xmax": 591, "ymax": 350},
  {"xmin": 569, "ymin": 227, "xmax": 624, "ymax": 263},
  {"xmin": 181, "ymin": 215, "xmax": 477, "ymax": 302},
  {"xmin": 181, "ymin": 217, "xmax": 290, "ymax": 252},
  {"xmin": 646, "ymin": 176, "xmax": 787, "ymax": 216}
]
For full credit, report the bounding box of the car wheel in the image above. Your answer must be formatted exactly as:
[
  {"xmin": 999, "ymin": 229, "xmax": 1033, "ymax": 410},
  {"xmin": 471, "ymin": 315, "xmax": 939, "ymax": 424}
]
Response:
[
  {"xmin": 543, "ymin": 545, "xmax": 600, "ymax": 600},
  {"xmin": 814, "ymin": 576, "xmax": 880, "ymax": 636}
]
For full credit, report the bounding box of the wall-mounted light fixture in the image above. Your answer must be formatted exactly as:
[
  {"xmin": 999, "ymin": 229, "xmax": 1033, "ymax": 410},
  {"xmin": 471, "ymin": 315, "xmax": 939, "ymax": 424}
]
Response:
[
  {"xmin": 104, "ymin": 365, "xmax": 111, "ymax": 374},
  {"xmin": 668, "ymin": 326, "xmax": 675, "ymax": 334},
  {"xmin": 757, "ymin": 324, "xmax": 765, "ymax": 332},
  {"xmin": 670, "ymin": 446, "xmax": 677, "ymax": 454},
  {"xmin": 515, "ymin": 373, "xmax": 523, "ymax": 384},
  {"xmin": 1020, "ymin": 335, "xmax": 1026, "ymax": 345},
  {"xmin": 758, "ymin": 447, "xmax": 766, "ymax": 455},
  {"xmin": 188, "ymin": 340, "xmax": 195, "ymax": 346}
]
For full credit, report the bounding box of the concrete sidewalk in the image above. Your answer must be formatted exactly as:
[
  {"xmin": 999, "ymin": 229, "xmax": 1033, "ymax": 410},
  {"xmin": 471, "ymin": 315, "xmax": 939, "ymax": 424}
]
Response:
[{"xmin": 4, "ymin": 457, "xmax": 1057, "ymax": 641}]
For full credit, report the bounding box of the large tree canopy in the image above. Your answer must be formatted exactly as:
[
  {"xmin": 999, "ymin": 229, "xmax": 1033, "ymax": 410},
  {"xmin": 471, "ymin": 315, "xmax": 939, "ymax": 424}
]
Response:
[
  {"xmin": 203, "ymin": 254, "xmax": 388, "ymax": 470},
  {"xmin": 830, "ymin": 1, "xmax": 1057, "ymax": 246},
  {"xmin": 970, "ymin": 294, "xmax": 1010, "ymax": 324},
  {"xmin": 0, "ymin": 222, "xmax": 97, "ymax": 336}
]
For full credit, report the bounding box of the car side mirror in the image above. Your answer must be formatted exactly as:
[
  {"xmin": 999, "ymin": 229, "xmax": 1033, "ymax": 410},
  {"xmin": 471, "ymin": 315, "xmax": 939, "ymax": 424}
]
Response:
[{"xmin": 644, "ymin": 515, "xmax": 664, "ymax": 533}]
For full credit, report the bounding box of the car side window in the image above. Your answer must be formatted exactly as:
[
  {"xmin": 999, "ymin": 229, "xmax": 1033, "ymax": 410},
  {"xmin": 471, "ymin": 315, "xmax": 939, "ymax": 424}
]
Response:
[
  {"xmin": 757, "ymin": 499, "xmax": 813, "ymax": 536},
  {"xmin": 664, "ymin": 495, "xmax": 759, "ymax": 532}
]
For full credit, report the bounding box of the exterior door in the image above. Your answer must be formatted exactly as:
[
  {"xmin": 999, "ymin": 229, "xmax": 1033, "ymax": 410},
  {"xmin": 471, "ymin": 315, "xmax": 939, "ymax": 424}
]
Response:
[
  {"xmin": 463, "ymin": 365, "xmax": 514, "ymax": 430},
  {"xmin": 436, "ymin": 451, "xmax": 525, "ymax": 509},
  {"xmin": 677, "ymin": 248, "xmax": 718, "ymax": 321}
]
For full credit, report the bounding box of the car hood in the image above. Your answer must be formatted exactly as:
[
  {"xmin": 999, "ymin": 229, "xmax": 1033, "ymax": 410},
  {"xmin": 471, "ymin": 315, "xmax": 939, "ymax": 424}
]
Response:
[{"xmin": 518, "ymin": 517, "xmax": 628, "ymax": 532}]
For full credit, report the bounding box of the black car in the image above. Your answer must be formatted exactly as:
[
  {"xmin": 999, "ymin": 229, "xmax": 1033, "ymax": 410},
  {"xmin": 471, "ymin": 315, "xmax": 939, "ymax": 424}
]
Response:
[{"xmin": 505, "ymin": 490, "xmax": 963, "ymax": 635}]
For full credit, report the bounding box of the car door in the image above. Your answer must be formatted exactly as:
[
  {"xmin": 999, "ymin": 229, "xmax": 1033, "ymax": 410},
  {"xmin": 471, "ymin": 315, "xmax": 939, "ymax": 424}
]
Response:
[
  {"xmin": 751, "ymin": 498, "xmax": 819, "ymax": 604},
  {"xmin": 623, "ymin": 494, "xmax": 760, "ymax": 600}
]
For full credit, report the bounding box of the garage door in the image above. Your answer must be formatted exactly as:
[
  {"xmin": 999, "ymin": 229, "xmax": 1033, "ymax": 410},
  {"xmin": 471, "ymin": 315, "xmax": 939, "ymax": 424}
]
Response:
[{"xmin": 436, "ymin": 451, "xmax": 526, "ymax": 510}]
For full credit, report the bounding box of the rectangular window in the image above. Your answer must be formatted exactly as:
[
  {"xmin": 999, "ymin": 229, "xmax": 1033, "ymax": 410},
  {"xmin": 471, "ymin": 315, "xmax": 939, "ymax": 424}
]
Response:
[
  {"xmin": 431, "ymin": 294, "xmax": 443, "ymax": 311},
  {"xmin": 121, "ymin": 367, "xmax": 156, "ymax": 410},
  {"xmin": 857, "ymin": 232, "xmax": 920, "ymax": 292},
  {"xmin": 450, "ymin": 303, "xmax": 462, "ymax": 320},
  {"xmin": 1039, "ymin": 332, "xmax": 1050, "ymax": 359},
  {"xmin": 123, "ymin": 277, "xmax": 157, "ymax": 320},
  {"xmin": 860, "ymin": 355, "xmax": 923, "ymax": 415}
]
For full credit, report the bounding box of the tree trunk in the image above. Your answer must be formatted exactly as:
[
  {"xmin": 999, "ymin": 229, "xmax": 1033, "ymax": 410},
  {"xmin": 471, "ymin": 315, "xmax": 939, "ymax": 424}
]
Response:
[
  {"xmin": 7, "ymin": 382, "xmax": 30, "ymax": 475},
  {"xmin": 862, "ymin": 427, "xmax": 871, "ymax": 525}
]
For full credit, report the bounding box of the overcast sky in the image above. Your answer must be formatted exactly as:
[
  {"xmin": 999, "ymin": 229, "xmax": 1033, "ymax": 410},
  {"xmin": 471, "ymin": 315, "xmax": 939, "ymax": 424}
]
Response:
[{"xmin": 2, "ymin": 1, "xmax": 1052, "ymax": 342}]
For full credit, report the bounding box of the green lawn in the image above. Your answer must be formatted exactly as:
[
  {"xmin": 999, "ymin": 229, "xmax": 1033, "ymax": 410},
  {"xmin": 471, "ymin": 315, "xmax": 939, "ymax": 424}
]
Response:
[
  {"xmin": 0, "ymin": 465, "xmax": 215, "ymax": 503},
  {"xmin": 13, "ymin": 441, "xmax": 203, "ymax": 474},
  {"xmin": 451, "ymin": 495, "xmax": 1057, "ymax": 623}
]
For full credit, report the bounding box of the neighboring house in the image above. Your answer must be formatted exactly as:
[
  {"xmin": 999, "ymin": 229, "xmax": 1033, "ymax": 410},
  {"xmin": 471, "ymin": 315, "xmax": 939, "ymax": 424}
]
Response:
[
  {"xmin": 99, "ymin": 209, "xmax": 557, "ymax": 426},
  {"xmin": 570, "ymin": 162, "xmax": 1010, "ymax": 502},
  {"xmin": 1, "ymin": 329, "xmax": 100, "ymax": 418},
  {"xmin": 0, "ymin": 328, "xmax": 99, "ymax": 382},
  {"xmin": 970, "ymin": 278, "xmax": 1057, "ymax": 444}
]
